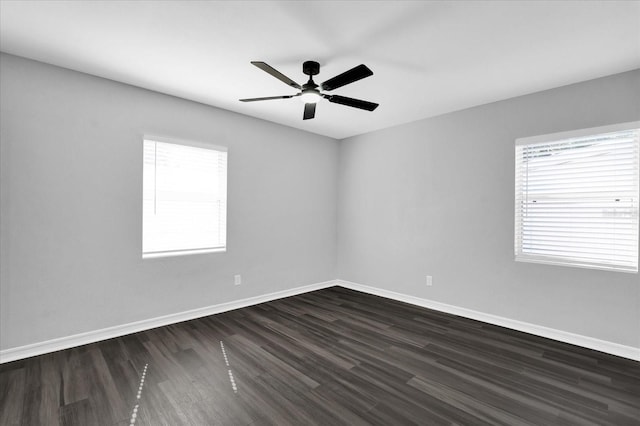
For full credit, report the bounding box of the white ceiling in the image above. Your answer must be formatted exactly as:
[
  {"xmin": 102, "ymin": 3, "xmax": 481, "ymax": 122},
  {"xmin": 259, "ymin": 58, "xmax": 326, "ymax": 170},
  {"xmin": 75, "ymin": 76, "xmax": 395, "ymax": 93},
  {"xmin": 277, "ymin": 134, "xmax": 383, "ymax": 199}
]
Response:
[{"xmin": 1, "ymin": 1, "xmax": 639, "ymax": 139}]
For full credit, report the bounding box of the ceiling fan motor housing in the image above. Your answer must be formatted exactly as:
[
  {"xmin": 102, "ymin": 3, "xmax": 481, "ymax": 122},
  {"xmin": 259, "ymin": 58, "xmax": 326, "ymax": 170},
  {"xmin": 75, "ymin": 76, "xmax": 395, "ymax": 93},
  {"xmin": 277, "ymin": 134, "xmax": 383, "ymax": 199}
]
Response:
[{"xmin": 303, "ymin": 61, "xmax": 320, "ymax": 76}]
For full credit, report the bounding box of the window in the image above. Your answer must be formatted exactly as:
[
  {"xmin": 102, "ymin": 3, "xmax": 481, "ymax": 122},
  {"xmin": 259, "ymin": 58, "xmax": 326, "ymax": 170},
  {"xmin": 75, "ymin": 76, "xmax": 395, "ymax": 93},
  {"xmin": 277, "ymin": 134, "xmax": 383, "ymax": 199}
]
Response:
[
  {"xmin": 143, "ymin": 137, "xmax": 227, "ymax": 258},
  {"xmin": 515, "ymin": 122, "xmax": 639, "ymax": 273}
]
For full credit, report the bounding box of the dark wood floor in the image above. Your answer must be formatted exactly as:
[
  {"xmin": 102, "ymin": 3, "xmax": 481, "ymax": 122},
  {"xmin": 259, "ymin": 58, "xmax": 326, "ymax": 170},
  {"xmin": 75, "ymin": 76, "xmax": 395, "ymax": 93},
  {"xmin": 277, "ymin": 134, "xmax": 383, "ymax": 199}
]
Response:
[{"xmin": 1, "ymin": 286, "xmax": 639, "ymax": 425}]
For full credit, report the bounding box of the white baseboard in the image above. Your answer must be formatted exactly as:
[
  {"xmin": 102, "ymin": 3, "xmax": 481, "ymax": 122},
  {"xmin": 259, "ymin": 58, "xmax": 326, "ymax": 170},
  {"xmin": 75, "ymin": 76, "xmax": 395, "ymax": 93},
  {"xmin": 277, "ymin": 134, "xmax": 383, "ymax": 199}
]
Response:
[
  {"xmin": 0, "ymin": 280, "xmax": 338, "ymax": 364},
  {"xmin": 3, "ymin": 278, "xmax": 638, "ymax": 363},
  {"xmin": 337, "ymin": 279, "xmax": 640, "ymax": 362}
]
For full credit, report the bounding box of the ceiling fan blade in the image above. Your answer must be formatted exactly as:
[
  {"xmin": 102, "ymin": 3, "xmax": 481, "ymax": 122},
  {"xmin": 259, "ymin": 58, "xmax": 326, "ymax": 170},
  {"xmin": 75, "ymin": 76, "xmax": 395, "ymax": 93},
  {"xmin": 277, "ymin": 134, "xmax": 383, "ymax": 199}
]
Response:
[
  {"xmin": 239, "ymin": 95, "xmax": 297, "ymax": 102},
  {"xmin": 251, "ymin": 61, "xmax": 301, "ymax": 89},
  {"xmin": 326, "ymin": 95, "xmax": 379, "ymax": 111},
  {"xmin": 321, "ymin": 64, "xmax": 373, "ymax": 91},
  {"xmin": 303, "ymin": 102, "xmax": 316, "ymax": 120}
]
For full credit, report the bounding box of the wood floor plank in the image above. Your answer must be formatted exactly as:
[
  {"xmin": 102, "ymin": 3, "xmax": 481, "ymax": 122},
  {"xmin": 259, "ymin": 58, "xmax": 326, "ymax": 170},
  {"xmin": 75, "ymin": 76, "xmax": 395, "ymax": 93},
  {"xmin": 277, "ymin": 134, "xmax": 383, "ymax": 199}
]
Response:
[
  {"xmin": 59, "ymin": 398, "xmax": 99, "ymax": 426},
  {"xmin": 0, "ymin": 367, "xmax": 26, "ymax": 425},
  {"xmin": 1, "ymin": 286, "xmax": 639, "ymax": 425}
]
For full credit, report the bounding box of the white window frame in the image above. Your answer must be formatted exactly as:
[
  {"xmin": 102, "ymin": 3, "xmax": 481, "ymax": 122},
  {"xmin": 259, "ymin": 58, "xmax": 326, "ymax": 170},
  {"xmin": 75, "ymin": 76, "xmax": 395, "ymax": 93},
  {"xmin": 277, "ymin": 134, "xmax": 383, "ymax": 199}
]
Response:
[
  {"xmin": 514, "ymin": 122, "xmax": 639, "ymax": 273},
  {"xmin": 142, "ymin": 135, "xmax": 228, "ymax": 259}
]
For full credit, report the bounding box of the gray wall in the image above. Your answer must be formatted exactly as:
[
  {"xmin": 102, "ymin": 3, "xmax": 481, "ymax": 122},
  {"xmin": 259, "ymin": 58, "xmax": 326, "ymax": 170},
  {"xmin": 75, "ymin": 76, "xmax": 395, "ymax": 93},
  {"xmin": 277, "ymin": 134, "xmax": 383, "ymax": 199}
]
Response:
[
  {"xmin": 0, "ymin": 53, "xmax": 339, "ymax": 350},
  {"xmin": 337, "ymin": 70, "xmax": 640, "ymax": 348},
  {"xmin": 2, "ymin": 51, "xmax": 638, "ymax": 353}
]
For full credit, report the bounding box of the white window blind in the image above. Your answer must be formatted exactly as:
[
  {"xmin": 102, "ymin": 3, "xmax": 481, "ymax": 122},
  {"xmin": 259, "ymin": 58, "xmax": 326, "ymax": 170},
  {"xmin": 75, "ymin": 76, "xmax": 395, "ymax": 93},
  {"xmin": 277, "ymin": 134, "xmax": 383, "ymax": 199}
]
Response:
[
  {"xmin": 143, "ymin": 138, "xmax": 227, "ymax": 258},
  {"xmin": 515, "ymin": 123, "xmax": 639, "ymax": 273}
]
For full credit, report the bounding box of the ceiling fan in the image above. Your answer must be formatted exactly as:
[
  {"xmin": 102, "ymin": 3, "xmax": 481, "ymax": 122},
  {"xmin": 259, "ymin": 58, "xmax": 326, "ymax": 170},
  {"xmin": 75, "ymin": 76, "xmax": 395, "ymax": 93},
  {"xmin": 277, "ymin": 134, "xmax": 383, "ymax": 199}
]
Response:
[{"xmin": 240, "ymin": 60, "xmax": 379, "ymax": 120}]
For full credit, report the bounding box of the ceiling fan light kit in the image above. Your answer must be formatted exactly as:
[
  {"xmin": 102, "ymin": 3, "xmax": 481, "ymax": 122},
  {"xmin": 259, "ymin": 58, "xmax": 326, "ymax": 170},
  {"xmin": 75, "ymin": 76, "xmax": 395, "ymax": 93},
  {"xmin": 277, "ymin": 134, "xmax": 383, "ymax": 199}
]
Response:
[{"xmin": 240, "ymin": 60, "xmax": 379, "ymax": 120}]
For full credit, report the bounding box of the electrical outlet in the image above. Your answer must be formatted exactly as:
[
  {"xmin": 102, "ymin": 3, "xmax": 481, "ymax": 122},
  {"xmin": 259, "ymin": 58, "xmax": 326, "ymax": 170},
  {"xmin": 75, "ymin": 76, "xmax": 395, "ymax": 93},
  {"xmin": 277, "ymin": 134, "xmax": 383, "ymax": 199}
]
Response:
[
  {"xmin": 234, "ymin": 275, "xmax": 242, "ymax": 286},
  {"xmin": 426, "ymin": 275, "xmax": 433, "ymax": 286}
]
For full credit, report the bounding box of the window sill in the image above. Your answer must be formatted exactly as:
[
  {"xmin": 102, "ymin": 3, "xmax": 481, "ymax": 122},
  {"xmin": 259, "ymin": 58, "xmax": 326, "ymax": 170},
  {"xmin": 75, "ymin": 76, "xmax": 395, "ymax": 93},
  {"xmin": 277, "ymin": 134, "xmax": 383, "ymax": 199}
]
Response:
[
  {"xmin": 515, "ymin": 256, "xmax": 638, "ymax": 273},
  {"xmin": 143, "ymin": 247, "xmax": 226, "ymax": 259}
]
